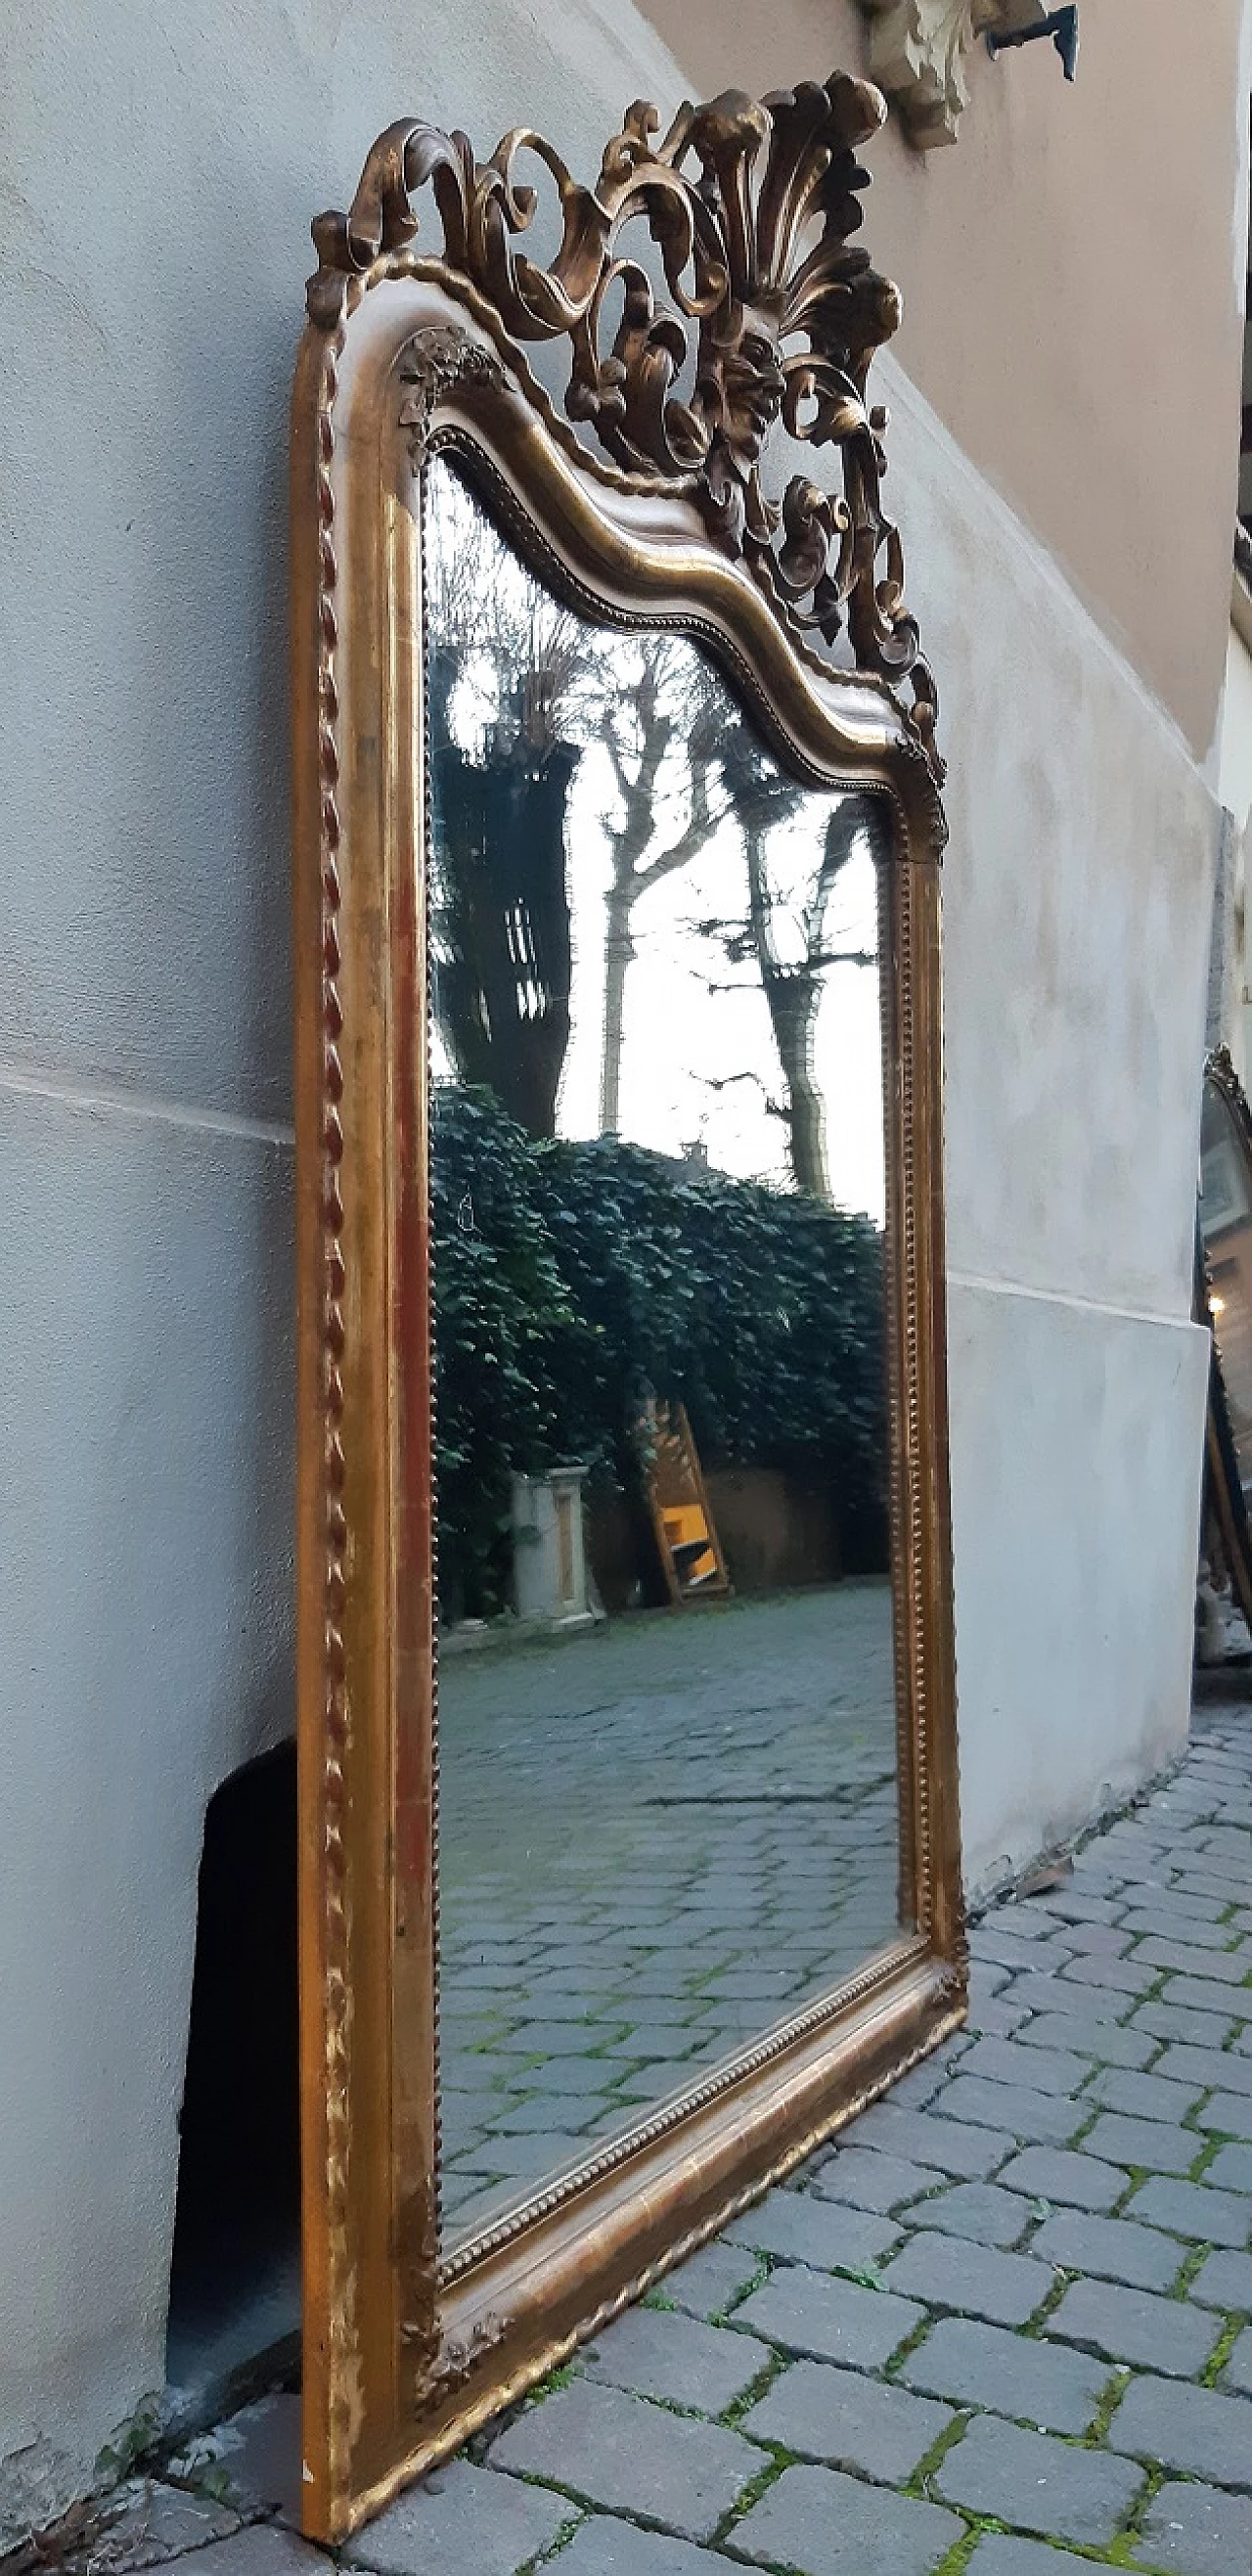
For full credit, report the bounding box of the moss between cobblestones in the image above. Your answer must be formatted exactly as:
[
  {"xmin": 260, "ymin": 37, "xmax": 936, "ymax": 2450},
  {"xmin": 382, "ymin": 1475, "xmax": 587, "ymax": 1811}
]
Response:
[
  {"xmin": 1108, "ymin": 2450, "xmax": 1182, "ymax": 2561},
  {"xmin": 1169, "ymin": 2238, "xmax": 1213, "ymax": 2295},
  {"xmin": 709, "ymin": 2443, "xmax": 796, "ymax": 2540},
  {"xmin": 1079, "ymin": 2368, "xmax": 1131, "ymax": 2447},
  {"xmin": 519, "ymin": 2509, "xmax": 582, "ymax": 2568},
  {"xmin": 1102, "ymin": 2464, "xmax": 1172, "ymax": 2572},
  {"xmin": 509, "ymin": 2459, "xmax": 761, "ymax": 2552},
  {"xmin": 930, "ymin": 2515, "xmax": 1008, "ymax": 2575},
  {"xmin": 514, "ymin": 2467, "xmax": 580, "ymax": 2499},
  {"xmin": 1106, "ymin": 2160, "xmax": 1150, "ymax": 2216},
  {"xmin": 1191, "ymin": 2127, "xmax": 1239, "ymax": 2175},
  {"xmin": 1067, "ymin": 2101, "xmax": 1106, "ymax": 2151},
  {"xmin": 717, "ymin": 2348, "xmax": 788, "ymax": 2428},
  {"xmin": 903, "ymin": 2173, "xmax": 959, "ymax": 2217},
  {"xmin": 883, "ymin": 2311, "xmax": 936, "ymax": 2378},
  {"xmin": 709, "ymin": 2249, "xmax": 771, "ymax": 2323},
  {"xmin": 524, "ymin": 2362, "xmax": 578, "ymax": 2402},
  {"xmin": 1023, "ymin": 2266, "xmax": 1079, "ymax": 2333},
  {"xmin": 906, "ymin": 2407, "xmax": 972, "ymax": 2498},
  {"xmin": 1200, "ymin": 2312, "xmax": 1243, "ymax": 2384},
  {"xmin": 619, "ymin": 2388, "xmax": 715, "ymax": 2424}
]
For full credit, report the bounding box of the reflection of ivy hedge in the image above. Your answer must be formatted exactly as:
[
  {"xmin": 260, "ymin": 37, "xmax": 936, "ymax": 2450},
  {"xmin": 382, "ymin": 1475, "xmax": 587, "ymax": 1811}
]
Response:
[{"xmin": 433, "ymin": 1085, "xmax": 887, "ymax": 1617}]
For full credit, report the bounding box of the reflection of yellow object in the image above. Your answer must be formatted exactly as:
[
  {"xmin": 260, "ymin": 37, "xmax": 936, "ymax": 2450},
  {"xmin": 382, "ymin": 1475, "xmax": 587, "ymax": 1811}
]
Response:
[
  {"xmin": 643, "ymin": 1399, "xmax": 732, "ymax": 1604},
  {"xmin": 661, "ymin": 1503, "xmax": 718, "ymax": 1588}
]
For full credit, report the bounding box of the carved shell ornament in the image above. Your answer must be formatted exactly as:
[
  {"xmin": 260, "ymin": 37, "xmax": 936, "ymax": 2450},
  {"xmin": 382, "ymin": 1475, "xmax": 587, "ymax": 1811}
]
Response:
[{"xmin": 307, "ymin": 72, "xmax": 941, "ymax": 778}]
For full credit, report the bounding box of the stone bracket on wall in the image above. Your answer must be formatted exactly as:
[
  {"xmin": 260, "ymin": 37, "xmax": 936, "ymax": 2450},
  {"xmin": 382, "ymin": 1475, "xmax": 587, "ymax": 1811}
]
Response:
[{"xmin": 855, "ymin": 0, "xmax": 1047, "ymax": 148}]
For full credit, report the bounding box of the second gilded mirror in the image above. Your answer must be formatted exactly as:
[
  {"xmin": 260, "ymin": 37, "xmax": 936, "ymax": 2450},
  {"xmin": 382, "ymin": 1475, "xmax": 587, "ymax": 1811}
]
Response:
[
  {"xmin": 292, "ymin": 66, "xmax": 962, "ymax": 2539},
  {"xmin": 1199, "ymin": 1048, "xmax": 1252, "ymax": 1630}
]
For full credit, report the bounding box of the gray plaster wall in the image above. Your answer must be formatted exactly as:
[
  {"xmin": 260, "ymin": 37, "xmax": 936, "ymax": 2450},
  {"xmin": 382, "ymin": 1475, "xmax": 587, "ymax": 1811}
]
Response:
[
  {"xmin": 880, "ymin": 361, "xmax": 1216, "ymax": 1887},
  {"xmin": 0, "ymin": 0, "xmax": 1215, "ymax": 2531}
]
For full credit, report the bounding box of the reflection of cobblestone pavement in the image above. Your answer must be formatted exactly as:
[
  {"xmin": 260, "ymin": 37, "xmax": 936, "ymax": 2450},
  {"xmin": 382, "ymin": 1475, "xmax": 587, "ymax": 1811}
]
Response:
[
  {"xmin": 437, "ymin": 1585, "xmax": 900, "ymax": 2241},
  {"xmin": 120, "ymin": 1697, "xmax": 1252, "ymax": 2576}
]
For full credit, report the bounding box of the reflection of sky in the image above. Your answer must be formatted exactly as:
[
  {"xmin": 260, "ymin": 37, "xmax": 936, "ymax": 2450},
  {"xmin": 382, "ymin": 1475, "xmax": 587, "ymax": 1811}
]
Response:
[{"xmin": 426, "ymin": 460, "xmax": 885, "ymax": 1226}]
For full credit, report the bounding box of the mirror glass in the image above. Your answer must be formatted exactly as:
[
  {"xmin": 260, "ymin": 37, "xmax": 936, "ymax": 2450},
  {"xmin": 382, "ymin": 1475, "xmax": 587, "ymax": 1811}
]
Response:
[
  {"xmin": 425, "ymin": 458, "xmax": 903, "ymax": 2248},
  {"xmin": 1201, "ymin": 1073, "xmax": 1252, "ymax": 1484}
]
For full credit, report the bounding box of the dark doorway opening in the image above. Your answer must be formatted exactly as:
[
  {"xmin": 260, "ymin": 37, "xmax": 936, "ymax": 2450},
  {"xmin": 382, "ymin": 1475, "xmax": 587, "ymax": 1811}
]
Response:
[{"xmin": 165, "ymin": 1741, "xmax": 301, "ymax": 2399}]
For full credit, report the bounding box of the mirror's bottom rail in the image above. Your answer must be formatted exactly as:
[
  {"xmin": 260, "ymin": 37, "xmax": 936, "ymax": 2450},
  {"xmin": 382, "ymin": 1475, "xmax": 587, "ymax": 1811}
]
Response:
[{"xmin": 331, "ymin": 1941, "xmax": 963, "ymax": 2540}]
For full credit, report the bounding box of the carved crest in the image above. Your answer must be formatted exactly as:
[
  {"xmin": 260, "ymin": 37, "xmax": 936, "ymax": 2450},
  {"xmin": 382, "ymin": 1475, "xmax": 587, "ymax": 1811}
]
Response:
[{"xmin": 308, "ymin": 72, "xmax": 939, "ymax": 772}]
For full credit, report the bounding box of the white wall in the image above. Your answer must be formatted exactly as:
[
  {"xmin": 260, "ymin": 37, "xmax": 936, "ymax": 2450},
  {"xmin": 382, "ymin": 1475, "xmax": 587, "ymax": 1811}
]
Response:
[
  {"xmin": 1217, "ymin": 616, "xmax": 1252, "ymax": 1086},
  {"xmin": 1220, "ymin": 619, "xmax": 1252, "ymax": 824},
  {"xmin": 881, "ymin": 364, "xmax": 1215, "ymax": 1889},
  {"xmin": 0, "ymin": 0, "xmax": 1214, "ymax": 2529},
  {"xmin": 0, "ymin": 1084, "xmax": 292, "ymax": 2531}
]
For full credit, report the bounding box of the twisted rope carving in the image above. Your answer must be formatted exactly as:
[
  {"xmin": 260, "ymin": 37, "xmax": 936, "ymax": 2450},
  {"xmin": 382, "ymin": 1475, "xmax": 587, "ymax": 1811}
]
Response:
[{"xmin": 315, "ymin": 317, "xmax": 361, "ymax": 2494}]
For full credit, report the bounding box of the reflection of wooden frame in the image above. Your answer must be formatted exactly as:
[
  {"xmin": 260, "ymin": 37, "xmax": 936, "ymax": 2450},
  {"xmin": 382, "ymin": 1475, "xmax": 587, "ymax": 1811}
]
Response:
[
  {"xmin": 291, "ymin": 70, "xmax": 963, "ymax": 2541},
  {"xmin": 644, "ymin": 1401, "xmax": 732, "ymax": 1604},
  {"xmin": 1199, "ymin": 1050, "xmax": 1252, "ymax": 1633}
]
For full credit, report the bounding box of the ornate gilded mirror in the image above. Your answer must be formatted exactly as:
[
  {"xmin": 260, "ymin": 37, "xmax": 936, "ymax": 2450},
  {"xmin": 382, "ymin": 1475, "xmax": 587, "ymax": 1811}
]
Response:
[
  {"xmin": 291, "ymin": 68, "xmax": 963, "ymax": 2542},
  {"xmin": 1199, "ymin": 1048, "xmax": 1252, "ymax": 1631}
]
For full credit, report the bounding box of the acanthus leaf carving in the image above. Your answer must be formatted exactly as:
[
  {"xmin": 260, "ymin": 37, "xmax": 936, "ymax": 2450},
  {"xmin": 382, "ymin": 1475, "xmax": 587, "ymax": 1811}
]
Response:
[
  {"xmin": 856, "ymin": 0, "xmax": 1046, "ymax": 149},
  {"xmin": 397, "ymin": 326, "xmax": 506, "ymax": 470},
  {"xmin": 307, "ymin": 73, "xmax": 941, "ymax": 776},
  {"xmin": 401, "ymin": 2310, "xmax": 510, "ymax": 2411}
]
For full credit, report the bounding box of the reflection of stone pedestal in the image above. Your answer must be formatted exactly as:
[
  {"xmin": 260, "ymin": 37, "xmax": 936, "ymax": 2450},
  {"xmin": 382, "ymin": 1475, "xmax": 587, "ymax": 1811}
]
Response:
[
  {"xmin": 512, "ymin": 1467, "xmax": 597, "ymax": 1630},
  {"xmin": 1196, "ymin": 1564, "xmax": 1252, "ymax": 1665}
]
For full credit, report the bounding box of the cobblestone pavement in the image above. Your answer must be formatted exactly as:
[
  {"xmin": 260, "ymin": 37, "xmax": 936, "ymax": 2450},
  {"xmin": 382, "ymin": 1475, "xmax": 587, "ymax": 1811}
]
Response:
[
  {"xmin": 439, "ymin": 1586, "xmax": 899, "ymax": 2240},
  {"xmin": 116, "ymin": 1697, "xmax": 1252, "ymax": 2576}
]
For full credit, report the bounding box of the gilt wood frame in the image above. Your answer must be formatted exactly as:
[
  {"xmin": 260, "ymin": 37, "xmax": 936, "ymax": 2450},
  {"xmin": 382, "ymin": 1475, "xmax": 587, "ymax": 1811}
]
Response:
[{"xmin": 292, "ymin": 68, "xmax": 964, "ymax": 2543}]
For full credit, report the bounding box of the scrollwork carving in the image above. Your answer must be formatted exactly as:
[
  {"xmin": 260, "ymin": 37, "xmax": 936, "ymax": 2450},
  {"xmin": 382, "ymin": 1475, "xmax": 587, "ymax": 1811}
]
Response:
[{"xmin": 307, "ymin": 75, "xmax": 940, "ymax": 773}]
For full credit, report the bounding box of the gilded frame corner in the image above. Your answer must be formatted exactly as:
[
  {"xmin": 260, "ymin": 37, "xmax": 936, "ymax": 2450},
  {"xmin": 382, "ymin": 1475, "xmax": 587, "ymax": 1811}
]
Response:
[{"xmin": 292, "ymin": 72, "xmax": 963, "ymax": 2542}]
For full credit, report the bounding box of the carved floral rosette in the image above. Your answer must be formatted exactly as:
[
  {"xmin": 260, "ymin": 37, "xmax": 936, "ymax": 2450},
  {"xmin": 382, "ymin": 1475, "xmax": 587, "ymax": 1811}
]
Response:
[{"xmin": 306, "ymin": 73, "xmax": 941, "ymax": 778}]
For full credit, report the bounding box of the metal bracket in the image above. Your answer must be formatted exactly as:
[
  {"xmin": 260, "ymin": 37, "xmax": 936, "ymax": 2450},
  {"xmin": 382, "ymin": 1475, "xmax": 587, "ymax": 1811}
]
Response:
[{"xmin": 986, "ymin": 5, "xmax": 1079, "ymax": 81}]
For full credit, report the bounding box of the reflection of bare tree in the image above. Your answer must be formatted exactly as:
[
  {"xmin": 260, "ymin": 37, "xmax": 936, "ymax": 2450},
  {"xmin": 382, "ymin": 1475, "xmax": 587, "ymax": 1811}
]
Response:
[
  {"xmin": 701, "ymin": 739, "xmax": 879, "ymax": 1201},
  {"xmin": 426, "ymin": 471, "xmax": 596, "ymax": 1136},
  {"xmin": 426, "ymin": 468, "xmax": 732, "ymax": 1141},
  {"xmin": 430, "ymin": 657, "xmax": 582, "ymax": 1138},
  {"xmin": 599, "ymin": 642, "xmax": 728, "ymax": 1136},
  {"xmin": 425, "ymin": 460, "xmax": 881, "ymax": 1175}
]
